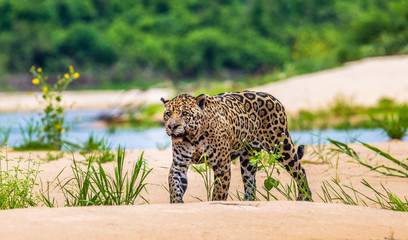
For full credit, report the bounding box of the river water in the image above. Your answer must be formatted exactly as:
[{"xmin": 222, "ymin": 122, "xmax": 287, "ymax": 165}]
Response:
[{"xmin": 0, "ymin": 110, "xmax": 406, "ymax": 150}]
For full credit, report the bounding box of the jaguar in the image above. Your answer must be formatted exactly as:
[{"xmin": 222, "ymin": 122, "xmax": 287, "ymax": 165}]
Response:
[{"xmin": 160, "ymin": 90, "xmax": 311, "ymax": 203}]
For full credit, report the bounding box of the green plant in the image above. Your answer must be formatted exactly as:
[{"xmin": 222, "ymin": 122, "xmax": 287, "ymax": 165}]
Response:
[
  {"xmin": 245, "ymin": 142, "xmax": 312, "ymax": 201},
  {"xmin": 307, "ymin": 140, "xmax": 338, "ymax": 165},
  {"xmin": 318, "ymin": 178, "xmax": 408, "ymax": 212},
  {"xmin": 0, "ymin": 127, "xmax": 10, "ymax": 147},
  {"xmin": 43, "ymin": 151, "xmax": 65, "ymax": 162},
  {"xmin": 190, "ymin": 154, "xmax": 221, "ymax": 201},
  {"xmin": 370, "ymin": 109, "xmax": 408, "ymax": 139},
  {"xmin": 288, "ymin": 97, "xmax": 408, "ymax": 131},
  {"xmin": 328, "ymin": 138, "xmax": 408, "ymax": 177},
  {"xmin": 318, "ymin": 178, "xmax": 363, "ymax": 206},
  {"xmin": 79, "ymin": 134, "xmax": 115, "ymax": 163},
  {"xmin": 27, "ymin": 66, "xmax": 79, "ymax": 150},
  {"xmin": 49, "ymin": 147, "xmax": 151, "ymax": 206},
  {"xmin": 248, "ymin": 146, "xmax": 285, "ymax": 201},
  {"xmin": 0, "ymin": 146, "xmax": 41, "ymax": 209},
  {"xmin": 15, "ymin": 117, "xmax": 57, "ymax": 151}
]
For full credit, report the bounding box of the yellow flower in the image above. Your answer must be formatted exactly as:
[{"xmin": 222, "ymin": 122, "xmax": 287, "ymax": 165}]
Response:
[
  {"xmin": 37, "ymin": 67, "xmax": 42, "ymax": 73},
  {"xmin": 73, "ymin": 72, "xmax": 80, "ymax": 79},
  {"xmin": 77, "ymin": 117, "xmax": 82, "ymax": 122},
  {"xmin": 61, "ymin": 128, "xmax": 65, "ymax": 133},
  {"xmin": 28, "ymin": 92, "xmax": 33, "ymax": 96},
  {"xmin": 42, "ymin": 86, "xmax": 48, "ymax": 93},
  {"xmin": 30, "ymin": 66, "xmax": 35, "ymax": 72},
  {"xmin": 64, "ymin": 73, "xmax": 70, "ymax": 79},
  {"xmin": 69, "ymin": 65, "xmax": 74, "ymax": 73},
  {"xmin": 32, "ymin": 78, "xmax": 40, "ymax": 85}
]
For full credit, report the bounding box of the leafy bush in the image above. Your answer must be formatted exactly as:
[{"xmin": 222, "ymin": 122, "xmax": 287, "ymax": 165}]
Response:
[
  {"xmin": 0, "ymin": 146, "xmax": 41, "ymax": 209},
  {"xmin": 2, "ymin": 0, "xmax": 407, "ymax": 89}
]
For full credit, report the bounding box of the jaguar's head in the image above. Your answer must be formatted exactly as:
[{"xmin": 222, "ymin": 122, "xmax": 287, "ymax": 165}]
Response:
[{"xmin": 161, "ymin": 94, "xmax": 207, "ymax": 142}]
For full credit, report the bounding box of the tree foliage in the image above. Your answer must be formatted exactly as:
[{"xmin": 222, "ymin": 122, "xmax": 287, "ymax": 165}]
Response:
[{"xmin": 0, "ymin": 0, "xmax": 407, "ymax": 88}]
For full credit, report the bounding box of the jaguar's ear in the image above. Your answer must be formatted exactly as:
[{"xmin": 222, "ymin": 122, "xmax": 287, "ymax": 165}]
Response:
[
  {"xmin": 160, "ymin": 97, "xmax": 169, "ymax": 104},
  {"xmin": 195, "ymin": 94, "xmax": 207, "ymax": 110}
]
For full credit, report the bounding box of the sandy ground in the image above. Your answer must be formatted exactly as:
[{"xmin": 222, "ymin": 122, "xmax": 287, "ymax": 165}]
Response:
[
  {"xmin": 1, "ymin": 55, "xmax": 408, "ymax": 239},
  {"xmin": 1, "ymin": 141, "xmax": 408, "ymax": 239}
]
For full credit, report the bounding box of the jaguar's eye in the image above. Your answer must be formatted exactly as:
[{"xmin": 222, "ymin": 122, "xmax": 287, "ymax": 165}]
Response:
[{"xmin": 165, "ymin": 112, "xmax": 171, "ymax": 118}]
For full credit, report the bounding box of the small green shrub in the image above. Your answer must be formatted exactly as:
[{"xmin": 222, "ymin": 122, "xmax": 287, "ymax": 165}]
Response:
[
  {"xmin": 240, "ymin": 141, "xmax": 312, "ymax": 201},
  {"xmin": 0, "ymin": 146, "xmax": 41, "ymax": 209},
  {"xmin": 79, "ymin": 134, "xmax": 115, "ymax": 163},
  {"xmin": 370, "ymin": 109, "xmax": 408, "ymax": 139},
  {"xmin": 46, "ymin": 147, "xmax": 151, "ymax": 206}
]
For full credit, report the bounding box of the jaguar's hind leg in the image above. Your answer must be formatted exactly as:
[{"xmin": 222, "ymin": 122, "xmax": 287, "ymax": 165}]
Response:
[
  {"xmin": 239, "ymin": 149, "xmax": 257, "ymax": 200},
  {"xmin": 278, "ymin": 137, "xmax": 312, "ymax": 201}
]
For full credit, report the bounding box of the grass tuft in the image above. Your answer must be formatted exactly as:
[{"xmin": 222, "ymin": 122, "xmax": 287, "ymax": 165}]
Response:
[
  {"xmin": 0, "ymin": 146, "xmax": 41, "ymax": 209},
  {"xmin": 327, "ymin": 138, "xmax": 408, "ymax": 177},
  {"xmin": 190, "ymin": 154, "xmax": 221, "ymax": 201},
  {"xmin": 318, "ymin": 178, "xmax": 408, "ymax": 212},
  {"xmin": 44, "ymin": 146, "xmax": 152, "ymax": 206},
  {"xmin": 370, "ymin": 109, "xmax": 408, "ymax": 139}
]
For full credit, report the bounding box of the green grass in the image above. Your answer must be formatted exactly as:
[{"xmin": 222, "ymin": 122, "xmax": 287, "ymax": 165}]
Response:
[
  {"xmin": 315, "ymin": 139, "xmax": 408, "ymax": 212},
  {"xmin": 190, "ymin": 155, "xmax": 221, "ymax": 201},
  {"xmin": 42, "ymin": 151, "xmax": 65, "ymax": 162},
  {"xmin": 318, "ymin": 178, "xmax": 408, "ymax": 212},
  {"xmin": 327, "ymin": 138, "xmax": 408, "ymax": 177},
  {"xmin": 370, "ymin": 110, "xmax": 408, "ymax": 139},
  {"xmin": 289, "ymin": 97, "xmax": 408, "ymax": 133},
  {"xmin": 0, "ymin": 127, "xmax": 10, "ymax": 147},
  {"xmin": 0, "ymin": 146, "xmax": 41, "ymax": 209},
  {"xmin": 43, "ymin": 146, "xmax": 152, "ymax": 207},
  {"xmin": 79, "ymin": 134, "xmax": 116, "ymax": 163}
]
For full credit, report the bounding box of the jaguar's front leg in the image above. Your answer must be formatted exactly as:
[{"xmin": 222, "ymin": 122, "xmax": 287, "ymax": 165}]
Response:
[
  {"xmin": 168, "ymin": 142, "xmax": 195, "ymax": 203},
  {"xmin": 211, "ymin": 157, "xmax": 231, "ymax": 201},
  {"xmin": 168, "ymin": 161, "xmax": 189, "ymax": 203}
]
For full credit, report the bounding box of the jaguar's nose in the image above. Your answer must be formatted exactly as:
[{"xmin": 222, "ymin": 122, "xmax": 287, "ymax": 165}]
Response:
[{"xmin": 168, "ymin": 123, "xmax": 179, "ymax": 131}]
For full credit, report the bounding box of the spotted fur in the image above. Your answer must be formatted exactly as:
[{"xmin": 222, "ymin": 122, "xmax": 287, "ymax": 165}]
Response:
[{"xmin": 161, "ymin": 90, "xmax": 311, "ymax": 203}]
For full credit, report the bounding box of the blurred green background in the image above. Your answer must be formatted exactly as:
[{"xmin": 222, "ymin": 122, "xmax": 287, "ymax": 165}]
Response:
[{"xmin": 0, "ymin": 0, "xmax": 407, "ymax": 91}]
